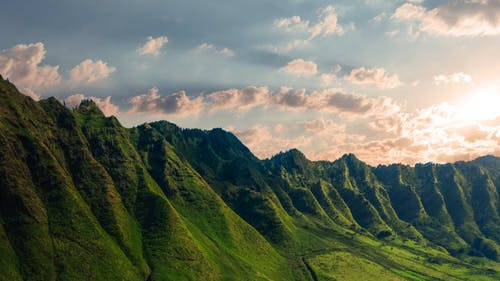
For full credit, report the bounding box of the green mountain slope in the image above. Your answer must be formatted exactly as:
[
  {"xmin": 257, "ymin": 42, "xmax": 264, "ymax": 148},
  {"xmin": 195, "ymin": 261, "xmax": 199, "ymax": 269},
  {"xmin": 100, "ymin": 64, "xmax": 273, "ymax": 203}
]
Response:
[
  {"xmin": 3, "ymin": 76, "xmax": 500, "ymax": 280},
  {"xmin": 0, "ymin": 77, "xmax": 294, "ymax": 280}
]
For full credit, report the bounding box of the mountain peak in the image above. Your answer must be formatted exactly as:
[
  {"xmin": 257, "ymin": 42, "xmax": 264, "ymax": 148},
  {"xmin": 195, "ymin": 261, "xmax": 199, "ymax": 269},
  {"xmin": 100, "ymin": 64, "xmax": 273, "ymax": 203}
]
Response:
[
  {"xmin": 72, "ymin": 99, "xmax": 125, "ymax": 128},
  {"xmin": 474, "ymin": 155, "xmax": 500, "ymax": 163},
  {"xmin": 271, "ymin": 148, "xmax": 307, "ymax": 161},
  {"xmin": 0, "ymin": 74, "xmax": 10, "ymax": 83},
  {"xmin": 472, "ymin": 155, "xmax": 500, "ymax": 175},
  {"xmin": 340, "ymin": 153, "xmax": 362, "ymax": 164},
  {"xmin": 269, "ymin": 148, "xmax": 310, "ymax": 173},
  {"xmin": 288, "ymin": 148, "xmax": 305, "ymax": 156},
  {"xmin": 76, "ymin": 99, "xmax": 105, "ymax": 116}
]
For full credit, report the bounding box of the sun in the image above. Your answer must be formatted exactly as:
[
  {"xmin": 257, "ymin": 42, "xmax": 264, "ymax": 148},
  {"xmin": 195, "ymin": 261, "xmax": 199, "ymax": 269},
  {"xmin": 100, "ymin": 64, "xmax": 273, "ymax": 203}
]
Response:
[{"xmin": 457, "ymin": 86, "xmax": 500, "ymax": 122}]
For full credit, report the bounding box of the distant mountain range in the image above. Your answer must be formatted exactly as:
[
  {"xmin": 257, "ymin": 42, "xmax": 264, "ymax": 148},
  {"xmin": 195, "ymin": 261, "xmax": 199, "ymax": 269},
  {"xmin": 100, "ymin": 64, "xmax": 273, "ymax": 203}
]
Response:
[{"xmin": 2, "ymin": 75, "xmax": 500, "ymax": 280}]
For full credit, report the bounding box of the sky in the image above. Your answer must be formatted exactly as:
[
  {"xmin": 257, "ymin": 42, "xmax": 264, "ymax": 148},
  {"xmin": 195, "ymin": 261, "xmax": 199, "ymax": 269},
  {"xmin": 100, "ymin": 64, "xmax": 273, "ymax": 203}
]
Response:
[{"xmin": 1, "ymin": 0, "xmax": 500, "ymax": 165}]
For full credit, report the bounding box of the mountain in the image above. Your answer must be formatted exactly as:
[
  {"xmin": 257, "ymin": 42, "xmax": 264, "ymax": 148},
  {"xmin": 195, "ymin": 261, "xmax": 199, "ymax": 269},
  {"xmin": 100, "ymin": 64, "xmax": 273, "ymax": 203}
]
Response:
[
  {"xmin": 0, "ymin": 77, "xmax": 295, "ymax": 281},
  {"xmin": 2, "ymin": 75, "xmax": 500, "ymax": 280}
]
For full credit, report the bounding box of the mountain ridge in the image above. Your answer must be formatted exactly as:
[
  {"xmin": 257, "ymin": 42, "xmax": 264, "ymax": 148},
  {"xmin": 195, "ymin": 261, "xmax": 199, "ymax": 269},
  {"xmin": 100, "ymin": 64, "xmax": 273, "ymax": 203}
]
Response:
[{"xmin": 3, "ymin": 76, "xmax": 500, "ymax": 280}]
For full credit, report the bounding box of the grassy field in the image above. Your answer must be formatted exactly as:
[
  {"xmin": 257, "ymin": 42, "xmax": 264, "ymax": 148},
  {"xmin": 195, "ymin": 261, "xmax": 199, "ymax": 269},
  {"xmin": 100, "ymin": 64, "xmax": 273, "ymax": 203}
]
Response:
[
  {"xmin": 309, "ymin": 251, "xmax": 403, "ymax": 281},
  {"xmin": 304, "ymin": 231, "xmax": 500, "ymax": 281}
]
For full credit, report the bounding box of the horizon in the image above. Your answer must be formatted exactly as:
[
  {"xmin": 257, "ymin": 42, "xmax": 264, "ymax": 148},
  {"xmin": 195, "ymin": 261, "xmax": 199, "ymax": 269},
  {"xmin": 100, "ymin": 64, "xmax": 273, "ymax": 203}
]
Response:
[
  {"xmin": 70, "ymin": 95, "xmax": 500, "ymax": 167},
  {"xmin": 1, "ymin": 0, "xmax": 500, "ymax": 164},
  {"xmin": 7, "ymin": 80, "xmax": 498, "ymax": 168}
]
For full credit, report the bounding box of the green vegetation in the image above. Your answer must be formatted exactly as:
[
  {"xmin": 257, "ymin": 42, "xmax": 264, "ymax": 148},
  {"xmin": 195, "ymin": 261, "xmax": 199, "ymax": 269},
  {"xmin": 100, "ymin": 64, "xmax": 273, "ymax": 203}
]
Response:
[
  {"xmin": 309, "ymin": 251, "xmax": 402, "ymax": 281},
  {"xmin": 3, "ymin": 76, "xmax": 500, "ymax": 280}
]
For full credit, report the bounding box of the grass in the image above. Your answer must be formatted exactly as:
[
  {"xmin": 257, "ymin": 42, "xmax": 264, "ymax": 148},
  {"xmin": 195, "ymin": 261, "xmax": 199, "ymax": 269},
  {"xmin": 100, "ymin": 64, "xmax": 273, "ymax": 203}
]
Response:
[{"xmin": 309, "ymin": 251, "xmax": 403, "ymax": 281}]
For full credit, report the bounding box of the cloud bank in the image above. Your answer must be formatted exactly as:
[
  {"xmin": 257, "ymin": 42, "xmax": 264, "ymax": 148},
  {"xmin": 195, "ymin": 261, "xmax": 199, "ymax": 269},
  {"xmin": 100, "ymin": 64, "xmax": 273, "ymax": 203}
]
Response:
[
  {"xmin": 344, "ymin": 67, "xmax": 401, "ymax": 89},
  {"xmin": 434, "ymin": 72, "xmax": 472, "ymax": 85},
  {"xmin": 392, "ymin": 1, "xmax": 500, "ymax": 37},
  {"xmin": 125, "ymin": 85, "xmax": 400, "ymax": 122},
  {"xmin": 128, "ymin": 87, "xmax": 204, "ymax": 117},
  {"xmin": 280, "ymin": 59, "xmax": 318, "ymax": 77},
  {"xmin": 274, "ymin": 5, "xmax": 345, "ymax": 40},
  {"xmin": 197, "ymin": 43, "xmax": 235, "ymax": 57},
  {"xmin": 0, "ymin": 43, "xmax": 61, "ymax": 90},
  {"xmin": 70, "ymin": 59, "xmax": 116, "ymax": 85}
]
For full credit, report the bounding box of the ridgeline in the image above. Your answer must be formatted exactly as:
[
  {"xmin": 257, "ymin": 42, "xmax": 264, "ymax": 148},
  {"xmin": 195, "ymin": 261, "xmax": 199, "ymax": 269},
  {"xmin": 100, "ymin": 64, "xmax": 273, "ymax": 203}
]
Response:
[{"xmin": 2, "ymin": 76, "xmax": 500, "ymax": 280}]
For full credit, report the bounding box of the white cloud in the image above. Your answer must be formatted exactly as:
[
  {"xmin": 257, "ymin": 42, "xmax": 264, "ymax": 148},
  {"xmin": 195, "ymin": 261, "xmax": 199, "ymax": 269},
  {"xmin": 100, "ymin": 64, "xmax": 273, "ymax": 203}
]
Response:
[
  {"xmin": 93, "ymin": 96, "xmax": 119, "ymax": 116},
  {"xmin": 349, "ymin": 101, "xmax": 500, "ymax": 164},
  {"xmin": 392, "ymin": 3, "xmax": 426, "ymax": 21},
  {"xmin": 395, "ymin": 103, "xmax": 500, "ymax": 163},
  {"xmin": 208, "ymin": 86, "xmax": 270, "ymax": 111},
  {"xmin": 280, "ymin": 59, "xmax": 318, "ymax": 77},
  {"xmin": 0, "ymin": 42, "xmax": 61, "ymax": 90},
  {"xmin": 230, "ymin": 124, "xmax": 313, "ymax": 159},
  {"xmin": 64, "ymin": 94, "xmax": 87, "ymax": 107},
  {"xmin": 392, "ymin": 1, "xmax": 500, "ymax": 37},
  {"xmin": 229, "ymin": 119, "xmax": 358, "ymax": 162},
  {"xmin": 320, "ymin": 72, "xmax": 337, "ymax": 85},
  {"xmin": 386, "ymin": 30, "xmax": 400, "ymax": 37},
  {"xmin": 271, "ymin": 88, "xmax": 309, "ymax": 110},
  {"xmin": 128, "ymin": 87, "xmax": 204, "ymax": 116},
  {"xmin": 308, "ymin": 5, "xmax": 345, "ymax": 39},
  {"xmin": 373, "ymin": 13, "xmax": 386, "ymax": 22},
  {"xmin": 197, "ymin": 43, "xmax": 215, "ymax": 50},
  {"xmin": 274, "ymin": 5, "xmax": 345, "ymax": 40},
  {"xmin": 218, "ymin": 47, "xmax": 235, "ymax": 57},
  {"xmin": 274, "ymin": 16, "xmax": 309, "ymax": 32},
  {"xmin": 124, "ymin": 85, "xmax": 400, "ymax": 120},
  {"xmin": 434, "ymin": 72, "xmax": 472, "ymax": 85},
  {"xmin": 70, "ymin": 59, "xmax": 116, "ymax": 85},
  {"xmin": 137, "ymin": 36, "xmax": 168, "ymax": 56},
  {"xmin": 318, "ymin": 89, "xmax": 401, "ymax": 118},
  {"xmin": 272, "ymin": 87, "xmax": 401, "ymax": 119},
  {"xmin": 265, "ymin": 39, "xmax": 309, "ymax": 54},
  {"xmin": 319, "ymin": 65, "xmax": 341, "ymax": 85},
  {"xmin": 344, "ymin": 67, "xmax": 401, "ymax": 89},
  {"xmin": 64, "ymin": 94, "xmax": 119, "ymax": 116},
  {"xmin": 303, "ymin": 118, "xmax": 345, "ymax": 135},
  {"xmin": 196, "ymin": 43, "xmax": 235, "ymax": 57},
  {"xmin": 21, "ymin": 88, "xmax": 41, "ymax": 101}
]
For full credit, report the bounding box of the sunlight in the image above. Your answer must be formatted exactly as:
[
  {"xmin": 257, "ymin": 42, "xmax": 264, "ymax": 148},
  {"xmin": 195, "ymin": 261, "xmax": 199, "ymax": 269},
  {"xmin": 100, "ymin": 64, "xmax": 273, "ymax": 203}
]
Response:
[{"xmin": 458, "ymin": 86, "xmax": 500, "ymax": 121}]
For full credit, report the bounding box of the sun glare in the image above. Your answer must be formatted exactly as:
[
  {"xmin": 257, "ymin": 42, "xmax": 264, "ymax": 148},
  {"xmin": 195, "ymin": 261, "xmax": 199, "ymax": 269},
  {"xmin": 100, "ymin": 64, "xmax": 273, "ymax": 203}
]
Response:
[{"xmin": 458, "ymin": 87, "xmax": 500, "ymax": 122}]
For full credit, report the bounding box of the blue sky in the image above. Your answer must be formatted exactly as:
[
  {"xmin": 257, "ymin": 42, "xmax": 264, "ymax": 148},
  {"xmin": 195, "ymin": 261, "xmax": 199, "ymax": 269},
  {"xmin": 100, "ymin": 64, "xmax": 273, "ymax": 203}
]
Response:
[{"xmin": 2, "ymin": 0, "xmax": 500, "ymax": 164}]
